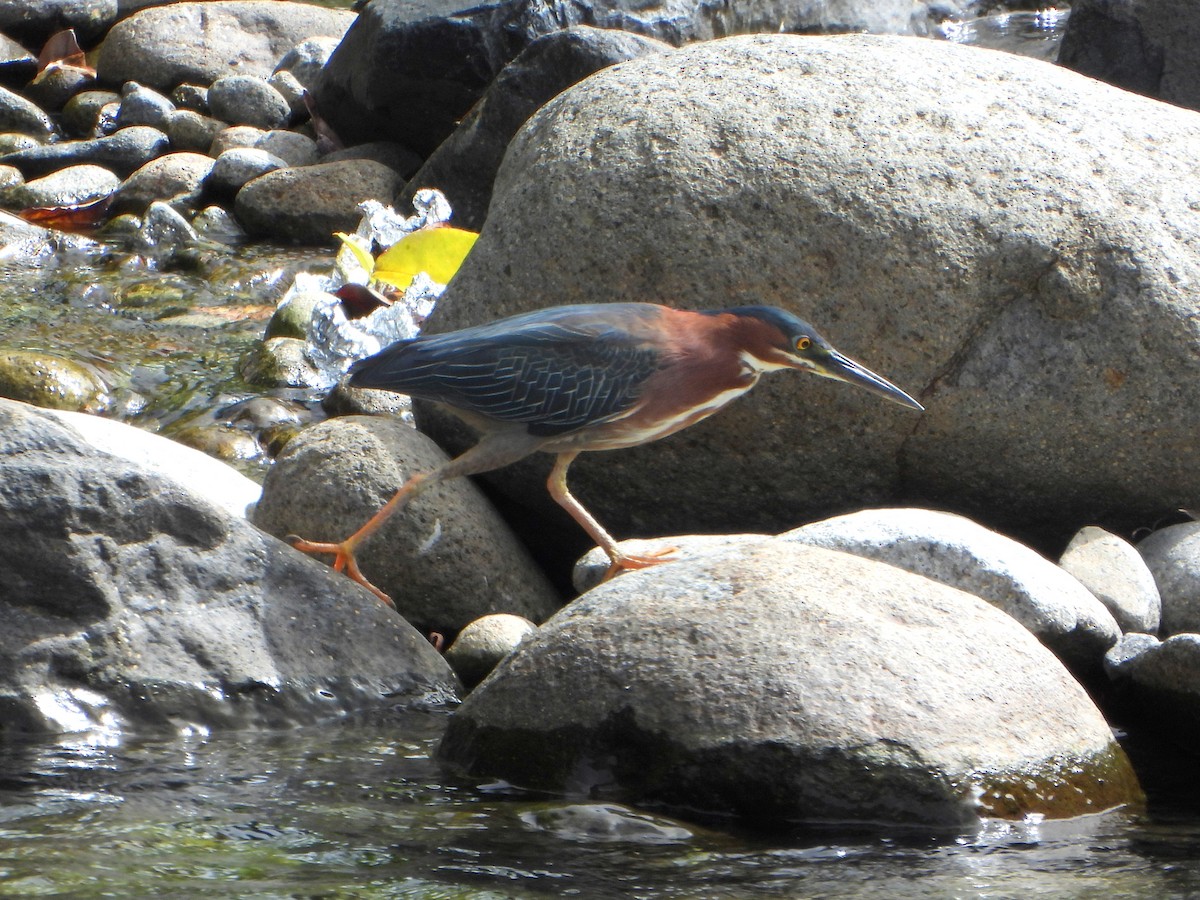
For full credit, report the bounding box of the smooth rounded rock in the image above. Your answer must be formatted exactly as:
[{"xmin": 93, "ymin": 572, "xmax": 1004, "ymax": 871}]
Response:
[
  {"xmin": 96, "ymin": 1, "xmax": 356, "ymax": 90},
  {"xmin": 444, "ymin": 614, "xmax": 538, "ymax": 689},
  {"xmin": 254, "ymin": 130, "xmax": 318, "ymax": 167},
  {"xmin": 113, "ymin": 152, "xmax": 213, "ymax": 214},
  {"xmin": 0, "ymin": 125, "xmax": 168, "ymax": 178},
  {"xmin": 0, "ymin": 84, "xmax": 58, "ymax": 138},
  {"xmin": 1137, "ymin": 522, "xmax": 1200, "ymax": 635},
  {"xmin": 0, "ymin": 350, "xmax": 110, "ymax": 413},
  {"xmin": 204, "ymin": 147, "xmax": 287, "ymax": 198},
  {"xmin": 208, "ymin": 75, "xmax": 292, "ymax": 130},
  {"xmin": 785, "ymin": 508, "xmax": 1120, "ymax": 681},
  {"xmin": 251, "ymin": 415, "xmax": 561, "ymax": 635},
  {"xmin": 1060, "ymin": 526, "xmax": 1161, "ymax": 634},
  {"xmin": 234, "ymin": 160, "xmax": 405, "ymax": 244},
  {"xmin": 440, "ymin": 541, "xmax": 1140, "ymax": 827},
  {"xmin": 0, "ymin": 164, "xmax": 119, "ymax": 209},
  {"xmin": 117, "ymin": 82, "xmax": 176, "ymax": 130}
]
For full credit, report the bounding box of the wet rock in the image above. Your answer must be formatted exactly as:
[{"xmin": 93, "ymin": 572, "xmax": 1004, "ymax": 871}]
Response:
[
  {"xmin": 444, "ymin": 613, "xmax": 538, "ymax": 689},
  {"xmin": 0, "ymin": 84, "xmax": 58, "ymax": 138},
  {"xmin": 113, "ymin": 152, "xmax": 213, "ymax": 214},
  {"xmin": 1137, "ymin": 522, "xmax": 1200, "ymax": 635},
  {"xmin": 0, "ymin": 398, "xmax": 459, "ymax": 738},
  {"xmin": 135, "ymin": 200, "xmax": 199, "ymax": 252},
  {"xmin": 239, "ymin": 336, "xmax": 323, "ymax": 388},
  {"xmin": 402, "ymin": 26, "xmax": 668, "ymax": 231},
  {"xmin": 0, "ymin": 164, "xmax": 119, "ymax": 209},
  {"xmin": 116, "ymin": 82, "xmax": 176, "ymax": 130},
  {"xmin": 208, "ymin": 74, "xmax": 292, "ymax": 130},
  {"xmin": 171, "ymin": 83, "xmax": 209, "ymax": 112},
  {"xmin": 190, "ymin": 204, "xmax": 246, "ymax": 243},
  {"xmin": 440, "ymin": 541, "xmax": 1140, "ymax": 827},
  {"xmin": 0, "ymin": 124, "xmax": 168, "ymax": 178},
  {"xmin": 1060, "ymin": 526, "xmax": 1161, "ymax": 634},
  {"xmin": 251, "ymin": 415, "xmax": 561, "ymax": 635},
  {"xmin": 1058, "ymin": 0, "xmax": 1200, "ymax": 111},
  {"xmin": 0, "ymin": 164, "xmax": 19, "ymax": 190},
  {"xmin": 96, "ymin": 1, "xmax": 357, "ymax": 91},
  {"xmin": 61, "ymin": 89, "xmax": 122, "ymax": 137},
  {"xmin": 171, "ymin": 423, "xmax": 263, "ymax": 463},
  {"xmin": 204, "ymin": 147, "xmax": 287, "ymax": 200},
  {"xmin": 234, "ymin": 159, "xmax": 405, "ymax": 245},
  {"xmin": 315, "ymin": 0, "xmax": 926, "ymax": 157},
  {"xmin": 786, "ymin": 508, "xmax": 1119, "ymax": 682},
  {"xmin": 322, "ymin": 380, "xmax": 412, "ymax": 418},
  {"xmin": 0, "ymin": 134, "xmax": 42, "ymax": 155},
  {"xmin": 0, "ymin": 350, "xmax": 110, "ymax": 413},
  {"xmin": 265, "ymin": 290, "xmax": 323, "ymax": 340},
  {"xmin": 167, "ymin": 109, "xmax": 227, "ymax": 153},
  {"xmin": 429, "ymin": 34, "xmax": 1200, "ymax": 552},
  {"xmin": 520, "ymin": 802, "xmax": 692, "ymax": 844},
  {"xmin": 1105, "ymin": 632, "xmax": 1200, "ymax": 743}
]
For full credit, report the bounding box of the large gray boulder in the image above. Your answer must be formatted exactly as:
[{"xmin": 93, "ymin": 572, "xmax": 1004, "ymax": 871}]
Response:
[
  {"xmin": 1058, "ymin": 0, "xmax": 1200, "ymax": 111},
  {"xmin": 422, "ymin": 34, "xmax": 1200, "ymax": 550},
  {"xmin": 440, "ymin": 541, "xmax": 1140, "ymax": 827},
  {"xmin": 314, "ymin": 0, "xmax": 930, "ymax": 157},
  {"xmin": 96, "ymin": 1, "xmax": 356, "ymax": 91},
  {"xmin": 0, "ymin": 399, "xmax": 458, "ymax": 739}
]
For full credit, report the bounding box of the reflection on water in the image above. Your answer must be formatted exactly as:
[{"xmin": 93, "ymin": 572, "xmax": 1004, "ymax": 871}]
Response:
[
  {"xmin": 2, "ymin": 711, "xmax": 1200, "ymax": 898},
  {"xmin": 941, "ymin": 8, "xmax": 1070, "ymax": 62}
]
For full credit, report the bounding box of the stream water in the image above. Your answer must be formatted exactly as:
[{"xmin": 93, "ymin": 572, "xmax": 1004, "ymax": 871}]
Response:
[
  {"xmin": 11, "ymin": 9, "xmax": 1200, "ymax": 898},
  {"xmin": 3, "ymin": 711, "xmax": 1200, "ymax": 898}
]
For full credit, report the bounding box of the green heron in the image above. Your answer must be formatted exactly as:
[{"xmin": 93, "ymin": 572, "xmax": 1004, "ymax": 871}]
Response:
[{"xmin": 290, "ymin": 302, "xmax": 923, "ymax": 605}]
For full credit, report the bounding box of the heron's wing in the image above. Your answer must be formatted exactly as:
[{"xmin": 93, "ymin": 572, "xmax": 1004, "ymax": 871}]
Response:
[{"xmin": 349, "ymin": 308, "xmax": 663, "ymax": 436}]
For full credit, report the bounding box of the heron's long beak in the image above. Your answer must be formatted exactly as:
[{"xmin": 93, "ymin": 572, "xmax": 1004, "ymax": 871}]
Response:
[{"xmin": 820, "ymin": 350, "xmax": 924, "ymax": 411}]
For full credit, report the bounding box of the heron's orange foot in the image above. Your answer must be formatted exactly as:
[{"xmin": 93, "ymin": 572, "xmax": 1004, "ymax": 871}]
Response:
[
  {"xmin": 286, "ymin": 534, "xmax": 395, "ymax": 608},
  {"xmin": 602, "ymin": 547, "xmax": 679, "ymax": 582}
]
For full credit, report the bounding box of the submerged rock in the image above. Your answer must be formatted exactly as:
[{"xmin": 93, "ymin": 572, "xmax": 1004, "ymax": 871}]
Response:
[
  {"xmin": 440, "ymin": 541, "xmax": 1140, "ymax": 828},
  {"xmin": 0, "ymin": 350, "xmax": 110, "ymax": 413}
]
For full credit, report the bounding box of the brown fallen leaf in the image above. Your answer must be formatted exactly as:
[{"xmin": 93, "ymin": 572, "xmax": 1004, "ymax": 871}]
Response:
[
  {"xmin": 37, "ymin": 28, "xmax": 95, "ymax": 77},
  {"xmin": 19, "ymin": 195, "xmax": 113, "ymax": 232}
]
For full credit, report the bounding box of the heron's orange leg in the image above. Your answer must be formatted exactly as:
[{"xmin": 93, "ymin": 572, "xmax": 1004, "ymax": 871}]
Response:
[
  {"xmin": 547, "ymin": 451, "xmax": 677, "ymax": 581},
  {"xmin": 289, "ymin": 472, "xmax": 433, "ymax": 607}
]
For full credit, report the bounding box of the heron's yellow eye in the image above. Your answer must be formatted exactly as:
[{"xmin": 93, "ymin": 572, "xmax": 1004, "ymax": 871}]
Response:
[{"xmin": 795, "ymin": 336, "xmax": 812, "ymax": 352}]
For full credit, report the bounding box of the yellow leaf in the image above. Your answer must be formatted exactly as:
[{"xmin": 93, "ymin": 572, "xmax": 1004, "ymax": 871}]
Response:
[
  {"xmin": 335, "ymin": 232, "xmax": 376, "ymax": 276},
  {"xmin": 373, "ymin": 226, "xmax": 478, "ymax": 291}
]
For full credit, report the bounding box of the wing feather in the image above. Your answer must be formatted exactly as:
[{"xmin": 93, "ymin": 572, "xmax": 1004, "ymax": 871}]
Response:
[{"xmin": 348, "ymin": 304, "xmax": 665, "ymax": 436}]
